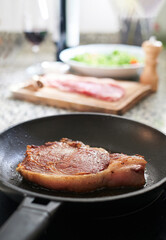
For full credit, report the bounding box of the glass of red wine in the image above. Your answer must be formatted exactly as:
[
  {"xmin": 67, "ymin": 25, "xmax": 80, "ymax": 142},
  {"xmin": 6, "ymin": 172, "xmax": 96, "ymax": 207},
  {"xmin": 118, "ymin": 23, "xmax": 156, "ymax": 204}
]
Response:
[{"xmin": 23, "ymin": 0, "xmax": 49, "ymax": 75}]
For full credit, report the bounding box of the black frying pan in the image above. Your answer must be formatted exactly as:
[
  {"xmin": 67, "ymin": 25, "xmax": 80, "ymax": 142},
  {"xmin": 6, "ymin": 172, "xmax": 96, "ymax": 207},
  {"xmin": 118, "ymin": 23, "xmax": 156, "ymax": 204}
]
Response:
[{"xmin": 0, "ymin": 113, "xmax": 166, "ymax": 240}]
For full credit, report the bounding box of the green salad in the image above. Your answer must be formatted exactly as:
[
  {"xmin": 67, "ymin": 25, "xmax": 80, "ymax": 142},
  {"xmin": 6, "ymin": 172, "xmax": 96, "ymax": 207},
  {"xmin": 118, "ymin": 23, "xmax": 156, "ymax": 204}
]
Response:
[{"xmin": 71, "ymin": 50, "xmax": 142, "ymax": 67}]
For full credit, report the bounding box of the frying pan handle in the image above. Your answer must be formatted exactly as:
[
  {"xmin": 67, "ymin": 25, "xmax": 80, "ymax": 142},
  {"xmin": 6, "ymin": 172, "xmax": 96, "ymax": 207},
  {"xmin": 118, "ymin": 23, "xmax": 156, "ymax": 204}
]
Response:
[{"xmin": 0, "ymin": 196, "xmax": 61, "ymax": 240}]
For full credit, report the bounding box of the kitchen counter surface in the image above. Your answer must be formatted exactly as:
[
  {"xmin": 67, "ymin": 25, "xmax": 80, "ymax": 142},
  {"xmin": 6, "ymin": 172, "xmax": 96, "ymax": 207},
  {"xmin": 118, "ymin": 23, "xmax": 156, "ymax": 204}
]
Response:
[{"xmin": 0, "ymin": 38, "xmax": 166, "ymax": 134}]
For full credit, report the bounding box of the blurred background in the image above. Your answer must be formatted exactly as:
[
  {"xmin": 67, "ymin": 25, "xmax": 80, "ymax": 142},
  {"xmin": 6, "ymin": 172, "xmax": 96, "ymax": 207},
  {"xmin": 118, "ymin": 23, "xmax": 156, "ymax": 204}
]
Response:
[
  {"xmin": 0, "ymin": 0, "xmax": 165, "ymax": 66},
  {"xmin": 0, "ymin": 0, "xmax": 166, "ymax": 39}
]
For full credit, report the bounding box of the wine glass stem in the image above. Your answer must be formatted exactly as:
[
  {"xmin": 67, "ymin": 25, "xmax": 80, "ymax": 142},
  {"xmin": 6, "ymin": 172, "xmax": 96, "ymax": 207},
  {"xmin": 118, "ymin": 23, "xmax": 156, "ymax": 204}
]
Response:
[
  {"xmin": 32, "ymin": 45, "xmax": 39, "ymax": 53},
  {"xmin": 32, "ymin": 44, "xmax": 40, "ymax": 64}
]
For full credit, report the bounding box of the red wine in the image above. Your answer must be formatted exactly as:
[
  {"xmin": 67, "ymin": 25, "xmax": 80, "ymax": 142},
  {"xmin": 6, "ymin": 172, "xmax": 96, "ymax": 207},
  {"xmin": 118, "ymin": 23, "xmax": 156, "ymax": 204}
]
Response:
[{"xmin": 24, "ymin": 31, "xmax": 47, "ymax": 45}]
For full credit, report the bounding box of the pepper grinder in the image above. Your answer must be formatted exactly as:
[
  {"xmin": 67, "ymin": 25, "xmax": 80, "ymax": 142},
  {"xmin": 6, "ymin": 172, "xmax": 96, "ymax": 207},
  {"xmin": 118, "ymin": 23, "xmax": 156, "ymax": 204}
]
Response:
[{"xmin": 140, "ymin": 37, "xmax": 162, "ymax": 92}]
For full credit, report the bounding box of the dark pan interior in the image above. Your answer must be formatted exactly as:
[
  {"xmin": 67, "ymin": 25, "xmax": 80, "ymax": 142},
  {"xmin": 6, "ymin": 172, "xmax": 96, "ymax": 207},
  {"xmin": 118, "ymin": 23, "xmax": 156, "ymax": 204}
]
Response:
[{"xmin": 0, "ymin": 113, "xmax": 166, "ymax": 202}]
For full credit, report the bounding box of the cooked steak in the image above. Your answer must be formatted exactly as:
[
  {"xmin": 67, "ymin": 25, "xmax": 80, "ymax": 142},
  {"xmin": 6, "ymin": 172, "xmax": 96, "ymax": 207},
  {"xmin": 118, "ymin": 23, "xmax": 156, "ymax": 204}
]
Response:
[{"xmin": 16, "ymin": 138, "xmax": 147, "ymax": 192}]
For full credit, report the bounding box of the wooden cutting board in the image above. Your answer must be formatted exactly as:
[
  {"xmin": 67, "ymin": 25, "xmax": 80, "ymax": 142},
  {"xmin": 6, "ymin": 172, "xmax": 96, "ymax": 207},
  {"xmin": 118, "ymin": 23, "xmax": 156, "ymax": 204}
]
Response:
[{"xmin": 12, "ymin": 79, "xmax": 151, "ymax": 115}]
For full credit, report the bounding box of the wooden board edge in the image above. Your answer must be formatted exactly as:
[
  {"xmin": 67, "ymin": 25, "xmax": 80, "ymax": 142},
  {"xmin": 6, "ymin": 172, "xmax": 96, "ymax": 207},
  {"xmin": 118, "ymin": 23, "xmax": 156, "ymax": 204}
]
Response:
[
  {"xmin": 12, "ymin": 88, "xmax": 119, "ymax": 114},
  {"xmin": 119, "ymin": 87, "xmax": 152, "ymax": 114},
  {"xmin": 11, "ymin": 83, "xmax": 152, "ymax": 115}
]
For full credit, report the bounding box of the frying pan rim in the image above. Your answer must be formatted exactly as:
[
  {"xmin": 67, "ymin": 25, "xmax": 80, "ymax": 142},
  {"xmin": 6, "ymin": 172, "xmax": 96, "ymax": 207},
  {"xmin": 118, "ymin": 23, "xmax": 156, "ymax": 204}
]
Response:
[{"xmin": 0, "ymin": 112, "xmax": 166, "ymax": 203}]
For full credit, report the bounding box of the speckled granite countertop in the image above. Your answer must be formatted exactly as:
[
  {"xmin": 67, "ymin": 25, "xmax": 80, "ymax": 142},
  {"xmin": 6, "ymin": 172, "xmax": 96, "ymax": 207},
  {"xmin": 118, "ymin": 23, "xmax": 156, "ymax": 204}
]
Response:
[{"xmin": 0, "ymin": 37, "xmax": 166, "ymax": 134}]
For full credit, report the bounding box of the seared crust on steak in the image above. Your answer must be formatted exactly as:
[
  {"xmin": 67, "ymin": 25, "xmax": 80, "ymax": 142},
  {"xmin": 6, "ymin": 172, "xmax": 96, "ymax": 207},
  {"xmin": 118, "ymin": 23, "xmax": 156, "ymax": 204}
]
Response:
[{"xmin": 16, "ymin": 138, "xmax": 147, "ymax": 192}]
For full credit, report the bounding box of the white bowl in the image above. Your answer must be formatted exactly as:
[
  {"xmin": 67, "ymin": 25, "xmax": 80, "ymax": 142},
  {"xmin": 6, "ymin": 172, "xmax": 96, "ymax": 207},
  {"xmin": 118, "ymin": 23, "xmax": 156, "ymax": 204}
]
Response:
[{"xmin": 59, "ymin": 44, "xmax": 144, "ymax": 78}]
